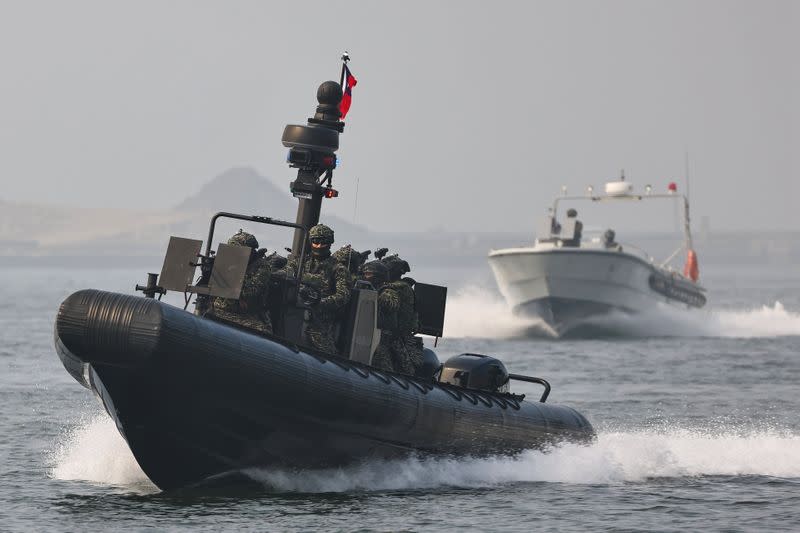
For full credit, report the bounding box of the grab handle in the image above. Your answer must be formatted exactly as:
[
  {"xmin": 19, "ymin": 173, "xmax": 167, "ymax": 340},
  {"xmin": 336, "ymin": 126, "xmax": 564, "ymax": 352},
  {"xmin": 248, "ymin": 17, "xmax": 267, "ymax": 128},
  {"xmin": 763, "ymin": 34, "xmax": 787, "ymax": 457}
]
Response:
[{"xmin": 508, "ymin": 374, "xmax": 550, "ymax": 403}]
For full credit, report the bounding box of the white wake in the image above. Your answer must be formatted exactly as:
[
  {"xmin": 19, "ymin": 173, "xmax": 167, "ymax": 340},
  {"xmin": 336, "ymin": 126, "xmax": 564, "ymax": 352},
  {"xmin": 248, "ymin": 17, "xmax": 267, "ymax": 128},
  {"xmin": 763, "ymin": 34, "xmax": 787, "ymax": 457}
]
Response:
[
  {"xmin": 49, "ymin": 414, "xmax": 800, "ymax": 493},
  {"xmin": 443, "ymin": 285, "xmax": 800, "ymax": 339},
  {"xmin": 244, "ymin": 428, "xmax": 800, "ymax": 491},
  {"xmin": 49, "ymin": 413, "xmax": 155, "ymax": 491},
  {"xmin": 443, "ymin": 286, "xmax": 550, "ymax": 338}
]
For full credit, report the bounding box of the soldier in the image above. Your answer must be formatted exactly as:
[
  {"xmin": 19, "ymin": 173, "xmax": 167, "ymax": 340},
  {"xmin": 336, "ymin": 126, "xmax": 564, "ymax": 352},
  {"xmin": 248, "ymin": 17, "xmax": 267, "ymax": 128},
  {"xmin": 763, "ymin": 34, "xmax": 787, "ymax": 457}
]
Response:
[
  {"xmin": 563, "ymin": 208, "xmax": 583, "ymax": 247},
  {"xmin": 380, "ymin": 254, "xmax": 424, "ymax": 374},
  {"xmin": 359, "ymin": 259, "xmax": 419, "ymax": 375},
  {"xmin": 286, "ymin": 224, "xmax": 351, "ymax": 354},
  {"xmin": 211, "ymin": 230, "xmax": 273, "ymax": 334},
  {"xmin": 360, "ymin": 260, "xmax": 400, "ymax": 372}
]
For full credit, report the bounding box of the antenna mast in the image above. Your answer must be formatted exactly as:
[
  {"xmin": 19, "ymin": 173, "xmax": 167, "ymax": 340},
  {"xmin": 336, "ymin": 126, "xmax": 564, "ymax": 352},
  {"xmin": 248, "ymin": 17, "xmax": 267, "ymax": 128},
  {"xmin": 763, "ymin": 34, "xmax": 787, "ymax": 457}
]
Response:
[{"xmin": 683, "ymin": 150, "xmax": 694, "ymax": 250}]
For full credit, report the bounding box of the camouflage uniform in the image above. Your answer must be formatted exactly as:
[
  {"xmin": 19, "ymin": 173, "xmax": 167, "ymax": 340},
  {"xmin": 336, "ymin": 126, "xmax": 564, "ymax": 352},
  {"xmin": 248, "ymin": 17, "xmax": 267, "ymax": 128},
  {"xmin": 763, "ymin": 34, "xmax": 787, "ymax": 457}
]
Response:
[
  {"xmin": 361, "ymin": 261, "xmax": 394, "ymax": 372},
  {"xmin": 371, "ymin": 287, "xmax": 415, "ymax": 374},
  {"xmin": 359, "ymin": 260, "xmax": 421, "ymax": 375},
  {"xmin": 375, "ymin": 254, "xmax": 424, "ymax": 374},
  {"xmin": 211, "ymin": 231, "xmax": 273, "ymax": 335},
  {"xmin": 379, "ymin": 280, "xmax": 423, "ymax": 374},
  {"xmin": 287, "ymin": 224, "xmax": 351, "ymax": 354}
]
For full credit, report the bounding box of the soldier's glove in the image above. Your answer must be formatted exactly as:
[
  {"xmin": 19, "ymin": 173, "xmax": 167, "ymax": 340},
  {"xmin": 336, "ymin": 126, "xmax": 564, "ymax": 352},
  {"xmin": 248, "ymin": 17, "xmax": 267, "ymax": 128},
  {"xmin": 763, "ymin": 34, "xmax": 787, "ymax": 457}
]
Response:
[
  {"xmin": 298, "ymin": 285, "xmax": 321, "ymax": 306},
  {"xmin": 198, "ymin": 255, "xmax": 215, "ymax": 284}
]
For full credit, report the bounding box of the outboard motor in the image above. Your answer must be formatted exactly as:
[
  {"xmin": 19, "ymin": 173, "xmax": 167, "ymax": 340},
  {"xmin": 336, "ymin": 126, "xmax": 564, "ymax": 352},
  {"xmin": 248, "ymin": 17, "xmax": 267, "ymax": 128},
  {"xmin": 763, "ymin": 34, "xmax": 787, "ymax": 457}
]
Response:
[{"xmin": 439, "ymin": 353, "xmax": 509, "ymax": 393}]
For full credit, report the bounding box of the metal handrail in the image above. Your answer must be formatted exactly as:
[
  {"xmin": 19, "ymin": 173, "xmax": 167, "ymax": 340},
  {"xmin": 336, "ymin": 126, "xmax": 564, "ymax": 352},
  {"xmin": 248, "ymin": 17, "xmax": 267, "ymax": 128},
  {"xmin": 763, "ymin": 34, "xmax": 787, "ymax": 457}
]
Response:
[
  {"xmin": 205, "ymin": 211, "xmax": 309, "ymax": 286},
  {"xmin": 508, "ymin": 373, "xmax": 550, "ymax": 403},
  {"xmin": 659, "ymin": 244, "xmax": 685, "ymax": 269}
]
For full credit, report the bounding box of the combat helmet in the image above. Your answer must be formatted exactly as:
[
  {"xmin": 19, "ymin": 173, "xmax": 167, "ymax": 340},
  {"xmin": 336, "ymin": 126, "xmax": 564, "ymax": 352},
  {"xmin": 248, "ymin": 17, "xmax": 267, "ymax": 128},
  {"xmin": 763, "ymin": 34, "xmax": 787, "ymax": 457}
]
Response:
[
  {"xmin": 332, "ymin": 244, "xmax": 353, "ymax": 264},
  {"xmin": 382, "ymin": 254, "xmax": 411, "ymax": 282},
  {"xmin": 333, "ymin": 244, "xmax": 371, "ymax": 274},
  {"xmin": 361, "ymin": 260, "xmax": 389, "ymax": 288},
  {"xmin": 228, "ymin": 229, "xmax": 259, "ymax": 249},
  {"xmin": 309, "ymin": 224, "xmax": 335, "ymax": 245}
]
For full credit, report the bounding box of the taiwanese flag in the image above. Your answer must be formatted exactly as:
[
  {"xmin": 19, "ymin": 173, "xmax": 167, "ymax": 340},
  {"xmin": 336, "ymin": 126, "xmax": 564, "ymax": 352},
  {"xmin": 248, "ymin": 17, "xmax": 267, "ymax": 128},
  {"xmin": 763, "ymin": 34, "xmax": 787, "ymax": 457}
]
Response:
[{"xmin": 339, "ymin": 65, "xmax": 357, "ymax": 119}]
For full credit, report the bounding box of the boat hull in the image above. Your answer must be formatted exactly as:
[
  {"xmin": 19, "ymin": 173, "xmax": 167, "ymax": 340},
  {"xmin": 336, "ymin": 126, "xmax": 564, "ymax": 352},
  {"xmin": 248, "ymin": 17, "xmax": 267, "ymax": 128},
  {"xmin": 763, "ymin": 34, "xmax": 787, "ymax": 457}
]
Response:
[
  {"xmin": 488, "ymin": 248, "xmax": 705, "ymax": 336},
  {"xmin": 55, "ymin": 289, "xmax": 594, "ymax": 490}
]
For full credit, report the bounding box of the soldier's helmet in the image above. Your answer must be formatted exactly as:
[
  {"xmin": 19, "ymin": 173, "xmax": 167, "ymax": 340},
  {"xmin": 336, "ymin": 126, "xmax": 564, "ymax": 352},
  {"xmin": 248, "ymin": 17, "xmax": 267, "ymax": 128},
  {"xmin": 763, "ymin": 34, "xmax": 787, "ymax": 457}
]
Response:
[
  {"xmin": 332, "ymin": 244, "xmax": 353, "ymax": 263},
  {"xmin": 333, "ymin": 245, "xmax": 370, "ymax": 273},
  {"xmin": 383, "ymin": 255, "xmax": 411, "ymax": 281},
  {"xmin": 309, "ymin": 224, "xmax": 335, "ymax": 245},
  {"xmin": 567, "ymin": 208, "xmax": 578, "ymax": 218},
  {"xmin": 361, "ymin": 260, "xmax": 389, "ymax": 287},
  {"xmin": 228, "ymin": 230, "xmax": 259, "ymax": 249}
]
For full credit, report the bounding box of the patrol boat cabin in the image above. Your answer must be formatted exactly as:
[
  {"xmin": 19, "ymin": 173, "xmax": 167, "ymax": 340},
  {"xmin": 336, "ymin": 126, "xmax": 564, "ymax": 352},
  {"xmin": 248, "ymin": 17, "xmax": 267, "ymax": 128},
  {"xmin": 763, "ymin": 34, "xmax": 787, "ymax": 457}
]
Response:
[{"xmin": 489, "ymin": 175, "xmax": 707, "ymax": 337}]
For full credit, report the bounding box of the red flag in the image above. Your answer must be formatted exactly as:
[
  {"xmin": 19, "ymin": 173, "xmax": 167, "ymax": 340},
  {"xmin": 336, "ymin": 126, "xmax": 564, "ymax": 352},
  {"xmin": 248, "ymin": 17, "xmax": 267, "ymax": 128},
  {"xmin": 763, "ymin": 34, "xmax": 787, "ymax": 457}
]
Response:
[
  {"xmin": 339, "ymin": 65, "xmax": 357, "ymax": 119},
  {"xmin": 683, "ymin": 249, "xmax": 700, "ymax": 282}
]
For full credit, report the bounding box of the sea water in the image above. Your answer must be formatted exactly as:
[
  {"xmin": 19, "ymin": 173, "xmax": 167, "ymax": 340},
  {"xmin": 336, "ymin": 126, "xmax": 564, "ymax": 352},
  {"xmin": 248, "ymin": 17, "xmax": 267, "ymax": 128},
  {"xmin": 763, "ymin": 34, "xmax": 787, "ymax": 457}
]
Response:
[{"xmin": 1, "ymin": 264, "xmax": 799, "ymax": 531}]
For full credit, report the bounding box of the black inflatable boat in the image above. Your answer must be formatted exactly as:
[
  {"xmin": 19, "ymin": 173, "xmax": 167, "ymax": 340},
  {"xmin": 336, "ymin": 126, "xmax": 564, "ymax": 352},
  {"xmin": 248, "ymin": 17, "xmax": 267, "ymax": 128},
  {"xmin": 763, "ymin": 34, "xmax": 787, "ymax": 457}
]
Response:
[
  {"xmin": 52, "ymin": 68, "xmax": 594, "ymax": 491},
  {"xmin": 55, "ymin": 288, "xmax": 593, "ymax": 490}
]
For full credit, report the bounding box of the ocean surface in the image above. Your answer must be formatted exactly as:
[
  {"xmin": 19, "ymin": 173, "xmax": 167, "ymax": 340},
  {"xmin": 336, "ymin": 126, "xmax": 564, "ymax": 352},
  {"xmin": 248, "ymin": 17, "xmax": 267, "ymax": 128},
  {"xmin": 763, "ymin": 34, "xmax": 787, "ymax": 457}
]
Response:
[{"xmin": 2, "ymin": 262, "xmax": 799, "ymax": 532}]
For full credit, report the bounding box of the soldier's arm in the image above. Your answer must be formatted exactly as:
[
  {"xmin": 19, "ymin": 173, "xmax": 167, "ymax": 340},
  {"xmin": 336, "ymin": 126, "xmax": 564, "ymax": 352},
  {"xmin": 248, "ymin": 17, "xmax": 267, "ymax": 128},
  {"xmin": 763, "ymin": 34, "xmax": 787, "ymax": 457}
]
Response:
[
  {"xmin": 319, "ymin": 264, "xmax": 352, "ymax": 311},
  {"xmin": 378, "ymin": 288, "xmax": 400, "ymax": 329},
  {"xmin": 240, "ymin": 262, "xmax": 272, "ymax": 303},
  {"xmin": 394, "ymin": 282, "xmax": 419, "ymax": 333}
]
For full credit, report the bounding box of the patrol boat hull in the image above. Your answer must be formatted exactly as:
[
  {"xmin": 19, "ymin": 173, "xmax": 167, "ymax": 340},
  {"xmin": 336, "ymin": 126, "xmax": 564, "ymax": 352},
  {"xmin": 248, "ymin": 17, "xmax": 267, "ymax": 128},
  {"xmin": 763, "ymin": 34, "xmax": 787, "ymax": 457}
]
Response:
[
  {"xmin": 488, "ymin": 247, "xmax": 706, "ymax": 337},
  {"xmin": 55, "ymin": 289, "xmax": 594, "ymax": 491}
]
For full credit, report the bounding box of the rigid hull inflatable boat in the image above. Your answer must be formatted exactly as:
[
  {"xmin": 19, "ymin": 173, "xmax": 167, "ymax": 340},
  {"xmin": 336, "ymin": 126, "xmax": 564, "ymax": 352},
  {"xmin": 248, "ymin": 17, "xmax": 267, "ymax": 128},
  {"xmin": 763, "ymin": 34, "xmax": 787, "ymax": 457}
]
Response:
[
  {"xmin": 53, "ymin": 69, "xmax": 594, "ymax": 491},
  {"xmin": 55, "ymin": 288, "xmax": 593, "ymax": 491}
]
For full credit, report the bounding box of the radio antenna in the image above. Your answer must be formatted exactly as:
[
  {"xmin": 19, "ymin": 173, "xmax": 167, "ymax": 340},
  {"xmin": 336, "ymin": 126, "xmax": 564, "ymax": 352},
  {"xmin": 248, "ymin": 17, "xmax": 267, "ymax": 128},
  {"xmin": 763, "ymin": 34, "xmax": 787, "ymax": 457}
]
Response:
[
  {"xmin": 684, "ymin": 149, "xmax": 694, "ymax": 250},
  {"xmin": 347, "ymin": 176, "xmax": 360, "ymax": 266},
  {"xmin": 684, "ymin": 149, "xmax": 691, "ymax": 200}
]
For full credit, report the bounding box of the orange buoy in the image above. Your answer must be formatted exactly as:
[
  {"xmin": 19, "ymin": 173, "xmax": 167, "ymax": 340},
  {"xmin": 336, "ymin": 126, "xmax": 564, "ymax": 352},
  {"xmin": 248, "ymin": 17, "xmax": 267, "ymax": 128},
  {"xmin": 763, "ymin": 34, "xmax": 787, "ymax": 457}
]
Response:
[{"xmin": 684, "ymin": 249, "xmax": 699, "ymax": 282}]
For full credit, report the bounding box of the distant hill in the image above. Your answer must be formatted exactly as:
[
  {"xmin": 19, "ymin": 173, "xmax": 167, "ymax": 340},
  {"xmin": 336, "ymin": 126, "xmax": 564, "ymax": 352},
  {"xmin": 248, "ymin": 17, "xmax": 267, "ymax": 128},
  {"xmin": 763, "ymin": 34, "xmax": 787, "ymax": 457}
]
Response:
[
  {"xmin": 177, "ymin": 167, "xmax": 294, "ymax": 219},
  {"xmin": 6, "ymin": 168, "xmax": 797, "ymax": 267},
  {"xmin": 176, "ymin": 166, "xmax": 367, "ymax": 241},
  {"xmin": 0, "ymin": 166, "xmax": 367, "ymax": 257}
]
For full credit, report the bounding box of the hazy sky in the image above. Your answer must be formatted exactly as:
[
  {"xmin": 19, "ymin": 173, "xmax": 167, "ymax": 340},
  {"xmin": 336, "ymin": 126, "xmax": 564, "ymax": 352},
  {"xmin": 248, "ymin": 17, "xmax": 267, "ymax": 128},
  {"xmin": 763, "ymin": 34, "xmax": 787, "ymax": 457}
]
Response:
[{"xmin": 0, "ymin": 1, "xmax": 796, "ymax": 232}]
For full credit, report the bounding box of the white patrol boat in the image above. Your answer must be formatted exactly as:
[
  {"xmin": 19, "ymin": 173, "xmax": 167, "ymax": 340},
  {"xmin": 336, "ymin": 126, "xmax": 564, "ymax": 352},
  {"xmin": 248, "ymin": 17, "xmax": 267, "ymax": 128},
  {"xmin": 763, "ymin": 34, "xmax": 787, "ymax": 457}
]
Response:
[{"xmin": 488, "ymin": 176, "xmax": 706, "ymax": 337}]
